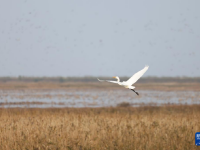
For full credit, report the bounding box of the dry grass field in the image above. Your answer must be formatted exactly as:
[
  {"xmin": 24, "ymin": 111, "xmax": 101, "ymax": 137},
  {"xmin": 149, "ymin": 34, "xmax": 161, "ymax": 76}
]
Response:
[
  {"xmin": 0, "ymin": 81, "xmax": 200, "ymax": 149},
  {"xmin": 0, "ymin": 105, "xmax": 200, "ymax": 150},
  {"xmin": 0, "ymin": 81, "xmax": 200, "ymax": 91}
]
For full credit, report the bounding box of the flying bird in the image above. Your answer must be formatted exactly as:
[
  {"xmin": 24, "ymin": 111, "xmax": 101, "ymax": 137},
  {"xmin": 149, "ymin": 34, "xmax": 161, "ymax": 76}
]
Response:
[{"xmin": 97, "ymin": 65, "xmax": 149, "ymax": 95}]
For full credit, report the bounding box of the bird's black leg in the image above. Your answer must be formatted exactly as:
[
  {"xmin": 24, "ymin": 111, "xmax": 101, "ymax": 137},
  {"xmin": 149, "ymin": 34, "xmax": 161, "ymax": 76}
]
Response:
[{"xmin": 131, "ymin": 89, "xmax": 139, "ymax": 96}]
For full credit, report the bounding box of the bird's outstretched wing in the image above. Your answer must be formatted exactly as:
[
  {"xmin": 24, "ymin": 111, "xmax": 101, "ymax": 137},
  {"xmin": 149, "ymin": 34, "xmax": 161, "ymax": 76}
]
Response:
[
  {"xmin": 126, "ymin": 65, "xmax": 149, "ymax": 85},
  {"xmin": 97, "ymin": 78, "xmax": 118, "ymax": 84}
]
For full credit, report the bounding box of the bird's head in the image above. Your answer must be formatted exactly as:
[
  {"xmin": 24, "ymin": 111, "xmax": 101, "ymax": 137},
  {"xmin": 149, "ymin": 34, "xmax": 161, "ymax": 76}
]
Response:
[{"xmin": 112, "ymin": 76, "xmax": 120, "ymax": 82}]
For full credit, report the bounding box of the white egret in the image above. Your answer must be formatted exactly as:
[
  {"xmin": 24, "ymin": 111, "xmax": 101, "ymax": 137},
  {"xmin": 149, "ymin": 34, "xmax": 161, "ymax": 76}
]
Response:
[{"xmin": 97, "ymin": 65, "xmax": 149, "ymax": 95}]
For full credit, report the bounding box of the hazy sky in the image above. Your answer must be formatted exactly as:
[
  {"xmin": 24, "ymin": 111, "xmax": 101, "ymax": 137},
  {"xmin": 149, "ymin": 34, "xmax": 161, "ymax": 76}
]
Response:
[{"xmin": 0, "ymin": 0, "xmax": 200, "ymax": 77}]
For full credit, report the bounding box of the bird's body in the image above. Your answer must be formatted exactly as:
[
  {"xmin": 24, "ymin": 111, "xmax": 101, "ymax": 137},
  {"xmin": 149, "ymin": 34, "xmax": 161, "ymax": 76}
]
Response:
[{"xmin": 97, "ymin": 65, "xmax": 149, "ymax": 95}]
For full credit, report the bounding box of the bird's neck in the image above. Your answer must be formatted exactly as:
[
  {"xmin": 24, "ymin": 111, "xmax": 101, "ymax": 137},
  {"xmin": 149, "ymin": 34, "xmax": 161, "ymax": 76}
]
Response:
[{"xmin": 116, "ymin": 78, "xmax": 120, "ymax": 82}]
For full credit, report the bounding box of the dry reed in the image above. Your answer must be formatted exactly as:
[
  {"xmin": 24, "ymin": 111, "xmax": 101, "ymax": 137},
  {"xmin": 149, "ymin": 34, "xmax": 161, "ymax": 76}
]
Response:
[{"xmin": 0, "ymin": 105, "xmax": 199, "ymax": 150}]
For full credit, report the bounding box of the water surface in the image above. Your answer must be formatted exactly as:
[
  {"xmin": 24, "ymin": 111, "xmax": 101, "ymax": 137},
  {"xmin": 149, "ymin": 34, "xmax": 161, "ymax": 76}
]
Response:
[{"xmin": 0, "ymin": 89, "xmax": 199, "ymax": 108}]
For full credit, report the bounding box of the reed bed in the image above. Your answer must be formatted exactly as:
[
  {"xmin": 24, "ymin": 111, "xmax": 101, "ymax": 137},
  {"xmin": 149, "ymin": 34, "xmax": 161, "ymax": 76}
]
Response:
[
  {"xmin": 0, "ymin": 105, "xmax": 199, "ymax": 150},
  {"xmin": 0, "ymin": 82, "xmax": 200, "ymax": 91}
]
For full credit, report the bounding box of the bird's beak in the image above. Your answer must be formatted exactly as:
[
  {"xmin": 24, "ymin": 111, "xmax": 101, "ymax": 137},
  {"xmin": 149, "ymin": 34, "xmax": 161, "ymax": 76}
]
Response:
[{"xmin": 112, "ymin": 76, "xmax": 116, "ymax": 79}]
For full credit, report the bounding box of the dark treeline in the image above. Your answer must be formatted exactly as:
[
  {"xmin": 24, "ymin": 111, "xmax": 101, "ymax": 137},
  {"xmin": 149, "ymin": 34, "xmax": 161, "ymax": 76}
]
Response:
[{"xmin": 0, "ymin": 76, "xmax": 200, "ymax": 83}]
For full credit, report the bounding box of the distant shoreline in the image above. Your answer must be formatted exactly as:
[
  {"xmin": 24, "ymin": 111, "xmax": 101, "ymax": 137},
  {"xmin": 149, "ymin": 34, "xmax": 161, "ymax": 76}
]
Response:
[
  {"xmin": 0, "ymin": 76, "xmax": 200, "ymax": 83},
  {"xmin": 0, "ymin": 82, "xmax": 199, "ymax": 91}
]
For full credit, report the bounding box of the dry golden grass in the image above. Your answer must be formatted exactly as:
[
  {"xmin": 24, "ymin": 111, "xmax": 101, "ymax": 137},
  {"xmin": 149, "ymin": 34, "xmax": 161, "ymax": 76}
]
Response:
[
  {"xmin": 0, "ymin": 81, "xmax": 200, "ymax": 91},
  {"xmin": 0, "ymin": 105, "xmax": 199, "ymax": 150}
]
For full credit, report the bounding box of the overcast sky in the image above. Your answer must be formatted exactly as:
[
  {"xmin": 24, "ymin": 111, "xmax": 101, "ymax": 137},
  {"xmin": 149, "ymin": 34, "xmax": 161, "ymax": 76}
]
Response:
[{"xmin": 0, "ymin": 0, "xmax": 200, "ymax": 77}]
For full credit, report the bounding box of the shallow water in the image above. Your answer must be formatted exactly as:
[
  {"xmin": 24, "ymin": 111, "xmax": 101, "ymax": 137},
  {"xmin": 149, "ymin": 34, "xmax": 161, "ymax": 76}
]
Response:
[{"xmin": 0, "ymin": 89, "xmax": 200, "ymax": 108}]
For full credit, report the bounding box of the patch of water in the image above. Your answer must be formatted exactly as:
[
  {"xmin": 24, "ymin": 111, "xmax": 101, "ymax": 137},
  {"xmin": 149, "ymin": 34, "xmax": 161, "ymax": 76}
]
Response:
[{"xmin": 0, "ymin": 89, "xmax": 200, "ymax": 108}]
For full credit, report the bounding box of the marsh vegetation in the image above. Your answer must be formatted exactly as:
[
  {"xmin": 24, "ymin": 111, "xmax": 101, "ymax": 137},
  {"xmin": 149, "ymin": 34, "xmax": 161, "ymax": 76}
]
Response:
[
  {"xmin": 0, "ymin": 81, "xmax": 199, "ymax": 149},
  {"xmin": 0, "ymin": 106, "xmax": 199, "ymax": 150}
]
